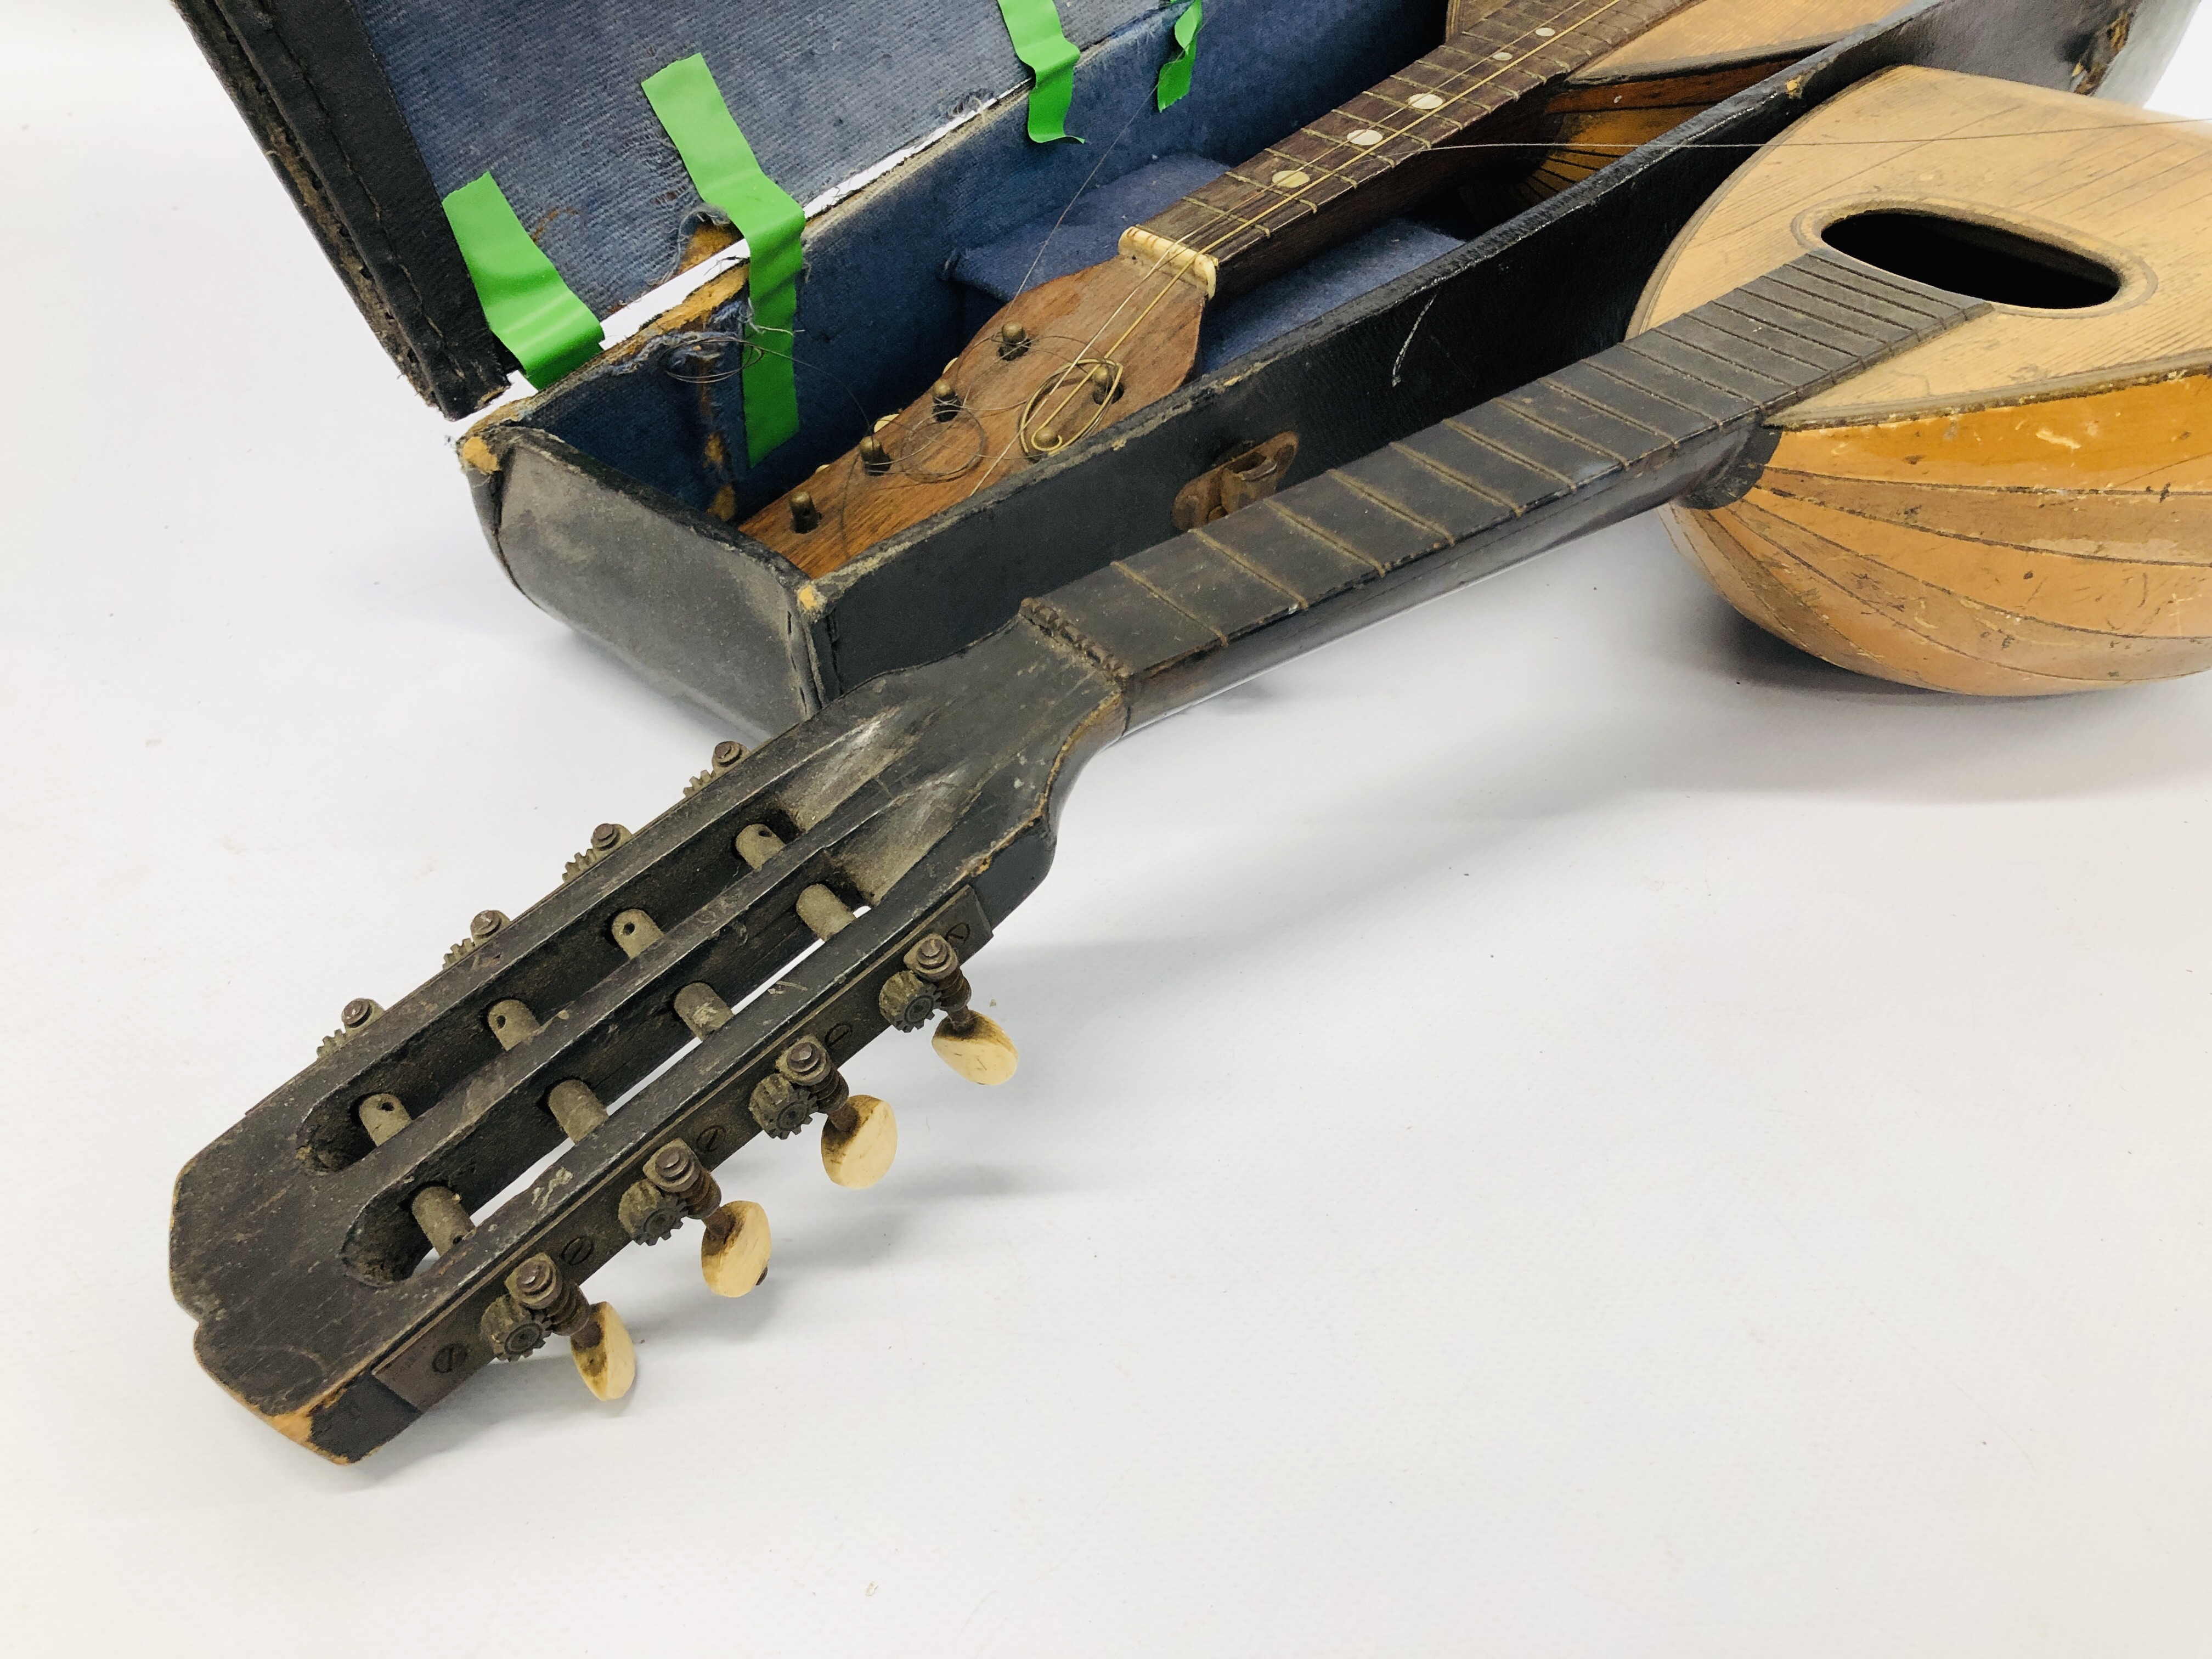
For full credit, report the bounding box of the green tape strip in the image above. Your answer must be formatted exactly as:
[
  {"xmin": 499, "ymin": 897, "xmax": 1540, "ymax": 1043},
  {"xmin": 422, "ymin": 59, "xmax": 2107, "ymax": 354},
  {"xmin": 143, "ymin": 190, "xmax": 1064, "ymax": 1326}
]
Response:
[
  {"xmin": 1155, "ymin": 1, "xmax": 1203, "ymax": 111},
  {"xmin": 441, "ymin": 173, "xmax": 603, "ymax": 388},
  {"xmin": 642, "ymin": 54, "xmax": 806, "ymax": 464},
  {"xmin": 996, "ymin": 0, "xmax": 1082, "ymax": 143}
]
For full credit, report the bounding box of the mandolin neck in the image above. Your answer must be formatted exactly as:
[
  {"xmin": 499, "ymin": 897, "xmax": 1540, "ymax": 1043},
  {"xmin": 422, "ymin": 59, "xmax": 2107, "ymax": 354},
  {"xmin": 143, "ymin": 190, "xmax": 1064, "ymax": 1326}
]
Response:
[
  {"xmin": 1127, "ymin": 0, "xmax": 1699, "ymax": 301},
  {"xmin": 1025, "ymin": 250, "xmax": 1983, "ymax": 726}
]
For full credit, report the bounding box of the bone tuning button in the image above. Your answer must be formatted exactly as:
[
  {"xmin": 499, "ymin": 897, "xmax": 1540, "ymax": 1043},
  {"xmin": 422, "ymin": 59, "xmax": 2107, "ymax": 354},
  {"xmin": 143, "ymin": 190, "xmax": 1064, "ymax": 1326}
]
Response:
[
  {"xmin": 571, "ymin": 1302, "xmax": 636, "ymax": 1401},
  {"xmin": 821, "ymin": 1093, "xmax": 898, "ymax": 1189},
  {"xmin": 488, "ymin": 1252, "xmax": 635, "ymax": 1401},
  {"xmin": 700, "ymin": 1198, "xmax": 772, "ymax": 1296},
  {"xmin": 933, "ymin": 1013, "xmax": 1019, "ymax": 1086},
  {"xmin": 881, "ymin": 932, "xmax": 1019, "ymax": 1085}
]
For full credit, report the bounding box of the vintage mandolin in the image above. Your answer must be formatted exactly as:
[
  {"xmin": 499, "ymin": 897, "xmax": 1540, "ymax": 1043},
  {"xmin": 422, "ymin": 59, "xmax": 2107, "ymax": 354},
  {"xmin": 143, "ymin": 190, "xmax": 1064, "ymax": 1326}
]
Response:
[
  {"xmin": 172, "ymin": 67, "xmax": 2212, "ymax": 1459},
  {"xmin": 742, "ymin": 0, "xmax": 1932, "ymax": 575}
]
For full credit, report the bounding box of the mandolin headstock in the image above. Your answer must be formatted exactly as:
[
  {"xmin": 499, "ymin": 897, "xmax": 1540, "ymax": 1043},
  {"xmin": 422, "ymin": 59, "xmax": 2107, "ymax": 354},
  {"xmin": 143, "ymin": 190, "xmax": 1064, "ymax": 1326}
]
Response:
[
  {"xmin": 743, "ymin": 248, "xmax": 1208, "ymax": 577},
  {"xmin": 171, "ymin": 624, "xmax": 1128, "ymax": 1460}
]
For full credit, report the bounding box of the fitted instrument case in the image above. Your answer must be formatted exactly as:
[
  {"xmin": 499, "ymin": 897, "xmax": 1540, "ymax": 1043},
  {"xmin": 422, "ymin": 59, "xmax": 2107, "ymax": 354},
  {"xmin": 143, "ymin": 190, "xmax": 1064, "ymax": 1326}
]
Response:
[{"xmin": 177, "ymin": 0, "xmax": 2191, "ymax": 740}]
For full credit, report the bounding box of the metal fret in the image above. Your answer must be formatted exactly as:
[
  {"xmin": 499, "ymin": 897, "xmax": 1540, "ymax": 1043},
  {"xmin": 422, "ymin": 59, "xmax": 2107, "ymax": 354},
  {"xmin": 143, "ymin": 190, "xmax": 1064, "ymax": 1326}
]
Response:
[
  {"xmin": 1023, "ymin": 252, "xmax": 1988, "ymax": 703},
  {"xmin": 1129, "ymin": 0, "xmax": 1700, "ymax": 283}
]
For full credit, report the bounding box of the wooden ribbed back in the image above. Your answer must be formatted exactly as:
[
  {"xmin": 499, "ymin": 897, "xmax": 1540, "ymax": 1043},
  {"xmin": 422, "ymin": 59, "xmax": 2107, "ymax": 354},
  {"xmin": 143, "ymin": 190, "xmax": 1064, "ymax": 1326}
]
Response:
[{"xmin": 1640, "ymin": 67, "xmax": 2212, "ymax": 695}]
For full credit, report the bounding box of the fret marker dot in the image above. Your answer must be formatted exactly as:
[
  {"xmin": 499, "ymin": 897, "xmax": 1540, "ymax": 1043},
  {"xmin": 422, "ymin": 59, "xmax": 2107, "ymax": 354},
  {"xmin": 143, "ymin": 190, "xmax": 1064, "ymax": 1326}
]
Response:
[
  {"xmin": 1534, "ymin": 26, "xmax": 1555, "ymax": 36},
  {"xmin": 1347, "ymin": 128, "xmax": 1384, "ymax": 146},
  {"xmin": 1271, "ymin": 168, "xmax": 1311, "ymax": 190},
  {"xmin": 1492, "ymin": 49, "xmax": 1513, "ymax": 60},
  {"xmin": 1407, "ymin": 93, "xmax": 1444, "ymax": 110}
]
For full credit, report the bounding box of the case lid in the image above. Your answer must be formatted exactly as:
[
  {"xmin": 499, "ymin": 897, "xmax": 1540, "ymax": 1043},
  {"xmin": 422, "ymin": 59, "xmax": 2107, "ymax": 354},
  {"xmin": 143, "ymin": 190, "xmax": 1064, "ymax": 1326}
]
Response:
[{"xmin": 173, "ymin": 0, "xmax": 1168, "ymax": 416}]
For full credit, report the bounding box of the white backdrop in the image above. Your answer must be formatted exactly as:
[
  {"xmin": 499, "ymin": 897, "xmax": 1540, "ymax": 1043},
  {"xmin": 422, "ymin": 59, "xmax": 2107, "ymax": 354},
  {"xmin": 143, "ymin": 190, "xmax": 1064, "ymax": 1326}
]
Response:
[{"xmin": 7, "ymin": 3, "xmax": 2212, "ymax": 1652}]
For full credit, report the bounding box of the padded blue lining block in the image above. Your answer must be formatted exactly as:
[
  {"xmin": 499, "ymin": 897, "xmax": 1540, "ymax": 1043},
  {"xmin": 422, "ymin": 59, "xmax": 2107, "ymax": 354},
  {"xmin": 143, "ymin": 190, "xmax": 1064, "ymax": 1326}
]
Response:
[
  {"xmin": 949, "ymin": 150, "xmax": 1230, "ymax": 334},
  {"xmin": 495, "ymin": 0, "xmax": 1453, "ymax": 515}
]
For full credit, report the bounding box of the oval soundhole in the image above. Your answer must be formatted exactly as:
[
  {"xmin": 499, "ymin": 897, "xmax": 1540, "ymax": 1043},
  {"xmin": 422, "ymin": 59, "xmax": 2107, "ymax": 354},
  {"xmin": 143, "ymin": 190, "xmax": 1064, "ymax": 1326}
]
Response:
[{"xmin": 1820, "ymin": 210, "xmax": 2119, "ymax": 310}]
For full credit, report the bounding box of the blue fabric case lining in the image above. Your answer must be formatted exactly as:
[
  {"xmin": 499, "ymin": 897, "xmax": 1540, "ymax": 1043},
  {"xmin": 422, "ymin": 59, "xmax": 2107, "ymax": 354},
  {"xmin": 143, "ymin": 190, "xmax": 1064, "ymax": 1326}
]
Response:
[
  {"xmin": 950, "ymin": 154, "xmax": 1463, "ymax": 370},
  {"xmin": 484, "ymin": 0, "xmax": 1460, "ymax": 517}
]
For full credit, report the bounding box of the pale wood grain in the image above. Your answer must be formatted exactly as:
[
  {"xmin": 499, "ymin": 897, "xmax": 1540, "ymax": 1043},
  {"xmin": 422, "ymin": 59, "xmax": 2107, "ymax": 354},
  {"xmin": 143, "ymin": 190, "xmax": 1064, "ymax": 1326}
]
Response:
[
  {"xmin": 1577, "ymin": 0, "xmax": 1900, "ymax": 80},
  {"xmin": 1633, "ymin": 67, "xmax": 2212, "ymax": 425}
]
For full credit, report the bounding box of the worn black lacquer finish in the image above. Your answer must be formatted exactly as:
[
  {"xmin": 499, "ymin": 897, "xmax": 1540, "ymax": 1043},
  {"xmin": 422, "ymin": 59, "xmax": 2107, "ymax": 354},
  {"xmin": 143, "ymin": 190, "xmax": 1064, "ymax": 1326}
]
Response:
[
  {"xmin": 1024, "ymin": 252, "xmax": 1980, "ymax": 721},
  {"xmin": 171, "ymin": 252, "xmax": 1980, "ymax": 1458}
]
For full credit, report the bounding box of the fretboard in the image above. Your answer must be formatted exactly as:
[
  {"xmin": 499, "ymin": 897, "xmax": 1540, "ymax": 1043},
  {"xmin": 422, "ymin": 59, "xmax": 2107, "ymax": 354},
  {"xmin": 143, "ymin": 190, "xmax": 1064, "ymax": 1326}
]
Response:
[
  {"xmin": 1026, "ymin": 251, "xmax": 1984, "ymax": 724},
  {"xmin": 1130, "ymin": 0, "xmax": 1698, "ymax": 298}
]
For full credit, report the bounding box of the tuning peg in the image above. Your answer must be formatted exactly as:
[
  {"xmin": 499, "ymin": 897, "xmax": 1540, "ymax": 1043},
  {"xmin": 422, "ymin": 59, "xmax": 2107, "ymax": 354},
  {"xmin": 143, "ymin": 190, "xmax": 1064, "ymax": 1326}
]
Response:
[
  {"xmin": 442, "ymin": 909, "xmax": 509, "ymax": 967},
  {"xmin": 620, "ymin": 1138, "xmax": 721, "ymax": 1246},
  {"xmin": 821, "ymin": 1093, "xmax": 897, "ymax": 1188},
  {"xmin": 486, "ymin": 997, "xmax": 541, "ymax": 1049},
  {"xmin": 733, "ymin": 822, "xmax": 905, "ymax": 1183},
  {"xmin": 880, "ymin": 933, "xmax": 1018, "ymax": 1085},
  {"xmin": 562, "ymin": 821, "xmax": 631, "ymax": 884},
  {"xmin": 684, "ymin": 739, "xmax": 747, "ymax": 799},
  {"xmin": 317, "ymin": 996, "xmax": 383, "ymax": 1057},
  {"xmin": 483, "ymin": 1252, "xmax": 635, "ymax": 1401},
  {"xmin": 357, "ymin": 1093, "xmax": 476, "ymax": 1257},
  {"xmin": 734, "ymin": 822, "xmax": 869, "ymax": 946},
  {"xmin": 701, "ymin": 1198, "xmax": 772, "ymax": 1296},
  {"xmin": 611, "ymin": 906, "xmax": 663, "ymax": 959},
  {"xmin": 934, "ymin": 1011, "xmax": 1018, "ymax": 1084},
  {"xmin": 357, "ymin": 1091, "xmax": 628, "ymax": 1396}
]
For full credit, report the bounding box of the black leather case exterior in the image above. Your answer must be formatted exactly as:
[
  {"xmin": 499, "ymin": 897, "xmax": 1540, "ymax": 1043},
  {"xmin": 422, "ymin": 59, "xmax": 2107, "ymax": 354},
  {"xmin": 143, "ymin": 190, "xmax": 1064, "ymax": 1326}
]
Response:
[{"xmin": 483, "ymin": 0, "xmax": 2187, "ymax": 741}]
